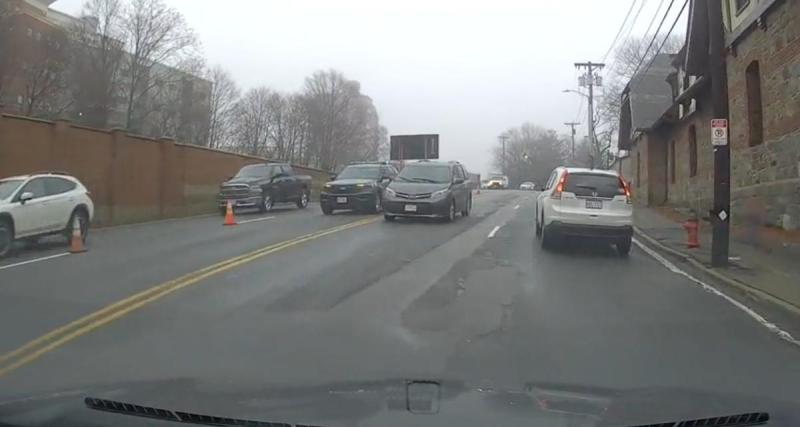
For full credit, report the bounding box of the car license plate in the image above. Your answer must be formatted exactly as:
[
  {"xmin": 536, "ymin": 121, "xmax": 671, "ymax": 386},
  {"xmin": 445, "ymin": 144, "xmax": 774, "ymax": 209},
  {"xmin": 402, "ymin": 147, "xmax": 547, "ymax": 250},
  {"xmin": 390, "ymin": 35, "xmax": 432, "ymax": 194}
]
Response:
[
  {"xmin": 585, "ymin": 199, "xmax": 603, "ymax": 209},
  {"xmin": 337, "ymin": 197, "xmax": 348, "ymax": 204},
  {"xmin": 404, "ymin": 204, "xmax": 417, "ymax": 212}
]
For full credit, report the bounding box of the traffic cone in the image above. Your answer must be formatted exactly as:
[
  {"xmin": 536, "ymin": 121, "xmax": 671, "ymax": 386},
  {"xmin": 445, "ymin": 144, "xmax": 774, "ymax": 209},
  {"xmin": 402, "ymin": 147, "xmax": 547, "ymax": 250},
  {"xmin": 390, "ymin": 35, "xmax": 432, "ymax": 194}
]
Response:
[
  {"xmin": 69, "ymin": 217, "xmax": 87, "ymax": 253},
  {"xmin": 223, "ymin": 201, "xmax": 237, "ymax": 226}
]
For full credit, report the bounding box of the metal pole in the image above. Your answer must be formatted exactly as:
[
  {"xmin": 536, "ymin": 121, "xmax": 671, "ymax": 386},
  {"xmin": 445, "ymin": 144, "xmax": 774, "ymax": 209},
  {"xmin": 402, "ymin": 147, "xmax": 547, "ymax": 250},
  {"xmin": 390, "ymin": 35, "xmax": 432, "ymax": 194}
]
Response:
[
  {"xmin": 708, "ymin": 0, "xmax": 730, "ymax": 267},
  {"xmin": 575, "ymin": 62, "xmax": 604, "ymax": 167},
  {"xmin": 564, "ymin": 122, "xmax": 580, "ymax": 164}
]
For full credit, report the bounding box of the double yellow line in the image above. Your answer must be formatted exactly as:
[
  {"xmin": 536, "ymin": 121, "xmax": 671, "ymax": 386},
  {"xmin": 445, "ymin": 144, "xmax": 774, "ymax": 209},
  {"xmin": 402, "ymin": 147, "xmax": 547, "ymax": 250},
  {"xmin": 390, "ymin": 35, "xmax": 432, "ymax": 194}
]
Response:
[{"xmin": 0, "ymin": 217, "xmax": 379, "ymax": 378}]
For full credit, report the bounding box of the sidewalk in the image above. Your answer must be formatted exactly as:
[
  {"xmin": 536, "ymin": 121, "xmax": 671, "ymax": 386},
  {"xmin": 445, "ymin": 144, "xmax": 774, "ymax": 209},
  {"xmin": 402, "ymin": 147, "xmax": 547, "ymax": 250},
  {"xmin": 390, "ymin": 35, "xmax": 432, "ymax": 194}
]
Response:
[{"xmin": 633, "ymin": 205, "xmax": 800, "ymax": 313}]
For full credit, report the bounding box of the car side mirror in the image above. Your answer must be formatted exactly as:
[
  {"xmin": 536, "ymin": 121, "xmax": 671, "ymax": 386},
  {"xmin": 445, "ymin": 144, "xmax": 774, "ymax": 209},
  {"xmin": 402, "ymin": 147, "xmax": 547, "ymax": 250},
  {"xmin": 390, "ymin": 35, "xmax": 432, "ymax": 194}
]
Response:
[
  {"xmin": 19, "ymin": 191, "xmax": 34, "ymax": 204},
  {"xmin": 329, "ymin": 174, "xmax": 337, "ymax": 181},
  {"xmin": 453, "ymin": 178, "xmax": 465, "ymax": 185},
  {"xmin": 381, "ymin": 176, "xmax": 392, "ymax": 182}
]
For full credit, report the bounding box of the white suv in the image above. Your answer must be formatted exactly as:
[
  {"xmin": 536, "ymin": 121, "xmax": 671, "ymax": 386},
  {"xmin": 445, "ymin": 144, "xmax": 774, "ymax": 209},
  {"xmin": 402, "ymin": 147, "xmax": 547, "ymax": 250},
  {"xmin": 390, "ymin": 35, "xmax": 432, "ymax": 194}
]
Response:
[
  {"xmin": 0, "ymin": 173, "xmax": 94, "ymax": 257},
  {"xmin": 535, "ymin": 167, "xmax": 633, "ymax": 255}
]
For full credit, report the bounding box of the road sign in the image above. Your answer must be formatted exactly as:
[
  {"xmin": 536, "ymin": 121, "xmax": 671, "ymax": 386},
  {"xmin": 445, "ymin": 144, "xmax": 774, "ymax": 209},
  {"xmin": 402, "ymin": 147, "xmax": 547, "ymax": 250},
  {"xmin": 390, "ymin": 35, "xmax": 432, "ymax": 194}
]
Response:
[{"xmin": 711, "ymin": 119, "xmax": 728, "ymax": 146}]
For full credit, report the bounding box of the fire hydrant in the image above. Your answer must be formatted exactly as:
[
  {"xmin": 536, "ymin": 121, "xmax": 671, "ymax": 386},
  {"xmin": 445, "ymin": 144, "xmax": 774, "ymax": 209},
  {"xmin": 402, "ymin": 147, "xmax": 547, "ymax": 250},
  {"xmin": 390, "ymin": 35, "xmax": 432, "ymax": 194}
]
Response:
[{"xmin": 683, "ymin": 211, "xmax": 700, "ymax": 249}]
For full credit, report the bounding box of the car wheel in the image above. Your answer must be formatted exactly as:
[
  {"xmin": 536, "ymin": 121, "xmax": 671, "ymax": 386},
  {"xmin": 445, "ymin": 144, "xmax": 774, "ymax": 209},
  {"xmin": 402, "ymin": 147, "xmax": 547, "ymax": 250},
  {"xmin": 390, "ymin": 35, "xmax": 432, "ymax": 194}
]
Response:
[
  {"xmin": 64, "ymin": 209, "xmax": 89, "ymax": 243},
  {"xmin": 535, "ymin": 214, "xmax": 542, "ymax": 238},
  {"xmin": 259, "ymin": 194, "xmax": 274, "ymax": 213},
  {"xmin": 321, "ymin": 204, "xmax": 333, "ymax": 215},
  {"xmin": 0, "ymin": 219, "xmax": 13, "ymax": 258},
  {"xmin": 384, "ymin": 214, "xmax": 396, "ymax": 222},
  {"xmin": 446, "ymin": 199, "xmax": 456, "ymax": 223},
  {"xmin": 296, "ymin": 189, "xmax": 309, "ymax": 209},
  {"xmin": 461, "ymin": 195, "xmax": 471, "ymax": 216},
  {"xmin": 540, "ymin": 215, "xmax": 553, "ymax": 250},
  {"xmin": 617, "ymin": 237, "xmax": 632, "ymax": 257}
]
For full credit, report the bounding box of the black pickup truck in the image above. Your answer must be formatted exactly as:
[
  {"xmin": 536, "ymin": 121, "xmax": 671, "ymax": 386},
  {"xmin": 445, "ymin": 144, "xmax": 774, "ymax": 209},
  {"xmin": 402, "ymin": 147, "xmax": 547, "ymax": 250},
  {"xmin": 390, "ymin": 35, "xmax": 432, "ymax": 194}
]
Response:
[{"xmin": 218, "ymin": 163, "xmax": 312, "ymax": 214}]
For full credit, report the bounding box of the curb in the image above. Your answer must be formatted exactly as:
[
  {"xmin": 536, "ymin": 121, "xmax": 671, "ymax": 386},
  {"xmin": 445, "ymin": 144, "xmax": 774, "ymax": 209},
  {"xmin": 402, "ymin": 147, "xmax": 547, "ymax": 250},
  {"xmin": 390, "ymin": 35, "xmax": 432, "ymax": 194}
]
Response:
[{"xmin": 634, "ymin": 226, "xmax": 800, "ymax": 316}]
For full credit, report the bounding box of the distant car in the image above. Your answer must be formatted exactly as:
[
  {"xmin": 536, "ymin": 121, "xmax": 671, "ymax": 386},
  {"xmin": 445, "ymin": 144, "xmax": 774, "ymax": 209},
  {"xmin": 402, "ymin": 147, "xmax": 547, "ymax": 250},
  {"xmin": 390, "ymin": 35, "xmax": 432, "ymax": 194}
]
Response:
[
  {"xmin": 480, "ymin": 180, "xmax": 490, "ymax": 189},
  {"xmin": 487, "ymin": 175, "xmax": 508, "ymax": 189},
  {"xmin": 219, "ymin": 163, "xmax": 311, "ymax": 214},
  {"xmin": 535, "ymin": 167, "xmax": 633, "ymax": 256},
  {"xmin": 519, "ymin": 182, "xmax": 536, "ymax": 191},
  {"xmin": 320, "ymin": 162, "xmax": 399, "ymax": 214},
  {"xmin": 383, "ymin": 160, "xmax": 471, "ymax": 222},
  {"xmin": 0, "ymin": 172, "xmax": 95, "ymax": 258}
]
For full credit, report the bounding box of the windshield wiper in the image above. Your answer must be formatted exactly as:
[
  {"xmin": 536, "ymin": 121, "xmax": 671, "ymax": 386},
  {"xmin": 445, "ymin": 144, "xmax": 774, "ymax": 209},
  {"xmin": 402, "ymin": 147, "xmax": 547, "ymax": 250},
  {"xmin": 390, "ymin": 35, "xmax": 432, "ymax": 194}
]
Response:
[{"xmin": 408, "ymin": 177, "xmax": 439, "ymax": 183}]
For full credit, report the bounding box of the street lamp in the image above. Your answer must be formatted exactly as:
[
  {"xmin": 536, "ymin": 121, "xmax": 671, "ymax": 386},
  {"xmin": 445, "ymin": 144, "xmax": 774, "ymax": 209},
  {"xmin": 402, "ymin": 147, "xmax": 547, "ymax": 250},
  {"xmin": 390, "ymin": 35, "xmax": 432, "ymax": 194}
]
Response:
[{"xmin": 562, "ymin": 89, "xmax": 588, "ymax": 98}]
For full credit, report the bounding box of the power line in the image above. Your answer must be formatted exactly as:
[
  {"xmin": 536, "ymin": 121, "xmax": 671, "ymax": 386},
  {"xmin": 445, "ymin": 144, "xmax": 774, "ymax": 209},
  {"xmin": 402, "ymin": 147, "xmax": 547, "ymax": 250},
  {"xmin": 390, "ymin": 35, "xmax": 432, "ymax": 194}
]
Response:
[
  {"xmin": 604, "ymin": 0, "xmax": 648, "ymax": 76},
  {"xmin": 641, "ymin": 0, "xmax": 667, "ymax": 42},
  {"xmin": 635, "ymin": 0, "xmax": 689, "ymax": 83},
  {"xmin": 601, "ymin": 0, "xmax": 638, "ymax": 63},
  {"xmin": 627, "ymin": 0, "xmax": 676, "ymax": 83}
]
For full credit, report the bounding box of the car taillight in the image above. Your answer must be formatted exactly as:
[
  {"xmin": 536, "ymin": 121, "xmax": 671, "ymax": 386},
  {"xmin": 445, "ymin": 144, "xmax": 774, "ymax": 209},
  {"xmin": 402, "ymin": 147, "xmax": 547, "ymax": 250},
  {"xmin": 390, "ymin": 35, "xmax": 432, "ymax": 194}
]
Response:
[
  {"xmin": 619, "ymin": 177, "xmax": 632, "ymax": 204},
  {"xmin": 550, "ymin": 171, "xmax": 568, "ymax": 200}
]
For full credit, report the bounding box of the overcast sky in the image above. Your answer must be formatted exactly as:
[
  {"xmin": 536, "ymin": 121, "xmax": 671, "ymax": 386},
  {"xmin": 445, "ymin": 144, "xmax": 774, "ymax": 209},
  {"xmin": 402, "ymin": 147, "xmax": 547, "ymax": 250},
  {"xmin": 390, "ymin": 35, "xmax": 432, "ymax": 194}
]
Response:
[{"xmin": 53, "ymin": 0, "xmax": 687, "ymax": 175}]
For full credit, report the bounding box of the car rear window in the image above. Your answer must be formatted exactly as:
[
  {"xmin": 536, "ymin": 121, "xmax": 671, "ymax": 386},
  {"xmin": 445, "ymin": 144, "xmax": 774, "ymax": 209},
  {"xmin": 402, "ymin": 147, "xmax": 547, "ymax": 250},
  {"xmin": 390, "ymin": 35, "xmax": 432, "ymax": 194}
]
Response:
[{"xmin": 564, "ymin": 173, "xmax": 624, "ymax": 198}]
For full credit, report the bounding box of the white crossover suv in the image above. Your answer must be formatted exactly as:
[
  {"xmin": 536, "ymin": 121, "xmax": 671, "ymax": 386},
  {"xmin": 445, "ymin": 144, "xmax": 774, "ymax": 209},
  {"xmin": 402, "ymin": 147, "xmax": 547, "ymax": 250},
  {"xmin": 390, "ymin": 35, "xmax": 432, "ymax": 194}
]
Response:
[
  {"xmin": 0, "ymin": 173, "xmax": 94, "ymax": 257},
  {"xmin": 535, "ymin": 167, "xmax": 633, "ymax": 255}
]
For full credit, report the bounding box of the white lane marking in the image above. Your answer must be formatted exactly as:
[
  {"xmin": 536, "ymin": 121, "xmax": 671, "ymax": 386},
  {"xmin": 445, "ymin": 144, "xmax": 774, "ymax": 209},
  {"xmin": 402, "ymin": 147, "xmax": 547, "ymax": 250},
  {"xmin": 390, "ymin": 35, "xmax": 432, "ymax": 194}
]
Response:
[
  {"xmin": 514, "ymin": 204, "xmax": 520, "ymax": 210},
  {"xmin": 237, "ymin": 216, "xmax": 276, "ymax": 225},
  {"xmin": 0, "ymin": 252, "xmax": 71, "ymax": 272},
  {"xmin": 634, "ymin": 238, "xmax": 800, "ymax": 347},
  {"xmin": 488, "ymin": 225, "xmax": 501, "ymax": 239}
]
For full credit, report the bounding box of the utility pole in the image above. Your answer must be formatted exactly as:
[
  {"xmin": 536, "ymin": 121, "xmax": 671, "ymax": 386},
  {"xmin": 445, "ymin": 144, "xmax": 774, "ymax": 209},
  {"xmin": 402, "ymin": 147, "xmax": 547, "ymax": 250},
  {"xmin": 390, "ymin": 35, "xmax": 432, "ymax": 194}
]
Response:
[
  {"xmin": 708, "ymin": 0, "xmax": 730, "ymax": 267},
  {"xmin": 574, "ymin": 61, "xmax": 604, "ymax": 165},
  {"xmin": 498, "ymin": 134, "xmax": 509, "ymax": 175},
  {"xmin": 564, "ymin": 122, "xmax": 580, "ymax": 163}
]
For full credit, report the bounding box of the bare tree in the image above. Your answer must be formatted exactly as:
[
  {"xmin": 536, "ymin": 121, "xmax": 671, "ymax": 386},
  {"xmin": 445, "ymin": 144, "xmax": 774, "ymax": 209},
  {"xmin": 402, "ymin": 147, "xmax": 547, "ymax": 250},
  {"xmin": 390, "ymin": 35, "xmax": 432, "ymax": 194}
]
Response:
[
  {"xmin": 206, "ymin": 65, "xmax": 240, "ymax": 149},
  {"xmin": 302, "ymin": 70, "xmax": 386, "ymax": 170},
  {"xmin": 492, "ymin": 123, "xmax": 566, "ymax": 187},
  {"xmin": 232, "ymin": 87, "xmax": 273, "ymax": 156},
  {"xmin": 69, "ymin": 0, "xmax": 125, "ymax": 127},
  {"xmin": 22, "ymin": 28, "xmax": 71, "ymax": 117},
  {"xmin": 121, "ymin": 0, "xmax": 198, "ymax": 132}
]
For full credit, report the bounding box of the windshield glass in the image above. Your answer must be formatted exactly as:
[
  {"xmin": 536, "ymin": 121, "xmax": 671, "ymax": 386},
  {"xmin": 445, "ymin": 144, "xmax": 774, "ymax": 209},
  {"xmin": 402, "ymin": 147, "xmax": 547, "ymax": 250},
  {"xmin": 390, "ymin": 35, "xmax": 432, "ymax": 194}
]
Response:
[
  {"xmin": 397, "ymin": 164, "xmax": 451, "ymax": 183},
  {"xmin": 565, "ymin": 173, "xmax": 624, "ymax": 198},
  {"xmin": 235, "ymin": 165, "xmax": 276, "ymax": 178},
  {"xmin": 0, "ymin": 179, "xmax": 23, "ymax": 200},
  {"xmin": 336, "ymin": 166, "xmax": 381, "ymax": 180}
]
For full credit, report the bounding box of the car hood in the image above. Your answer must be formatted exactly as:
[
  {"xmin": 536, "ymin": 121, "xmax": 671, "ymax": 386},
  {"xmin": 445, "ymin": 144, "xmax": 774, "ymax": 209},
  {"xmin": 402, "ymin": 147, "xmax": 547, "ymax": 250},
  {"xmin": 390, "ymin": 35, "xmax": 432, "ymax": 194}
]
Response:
[
  {"xmin": 388, "ymin": 182, "xmax": 449, "ymax": 194},
  {"xmin": 0, "ymin": 378, "xmax": 795, "ymax": 427},
  {"xmin": 327, "ymin": 178, "xmax": 376, "ymax": 186},
  {"xmin": 221, "ymin": 177, "xmax": 264, "ymax": 186}
]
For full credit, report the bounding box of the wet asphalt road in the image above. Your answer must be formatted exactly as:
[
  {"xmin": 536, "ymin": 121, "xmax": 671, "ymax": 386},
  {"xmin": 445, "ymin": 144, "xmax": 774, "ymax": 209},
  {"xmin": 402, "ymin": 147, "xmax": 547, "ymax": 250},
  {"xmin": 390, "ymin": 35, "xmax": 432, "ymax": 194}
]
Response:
[{"xmin": 1, "ymin": 190, "xmax": 799, "ymax": 420}]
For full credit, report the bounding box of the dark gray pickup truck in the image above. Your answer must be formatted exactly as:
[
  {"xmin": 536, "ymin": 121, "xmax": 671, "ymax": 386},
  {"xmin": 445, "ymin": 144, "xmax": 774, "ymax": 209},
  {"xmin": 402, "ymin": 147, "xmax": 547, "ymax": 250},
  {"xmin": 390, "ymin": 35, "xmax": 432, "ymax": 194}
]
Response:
[{"xmin": 218, "ymin": 163, "xmax": 312, "ymax": 214}]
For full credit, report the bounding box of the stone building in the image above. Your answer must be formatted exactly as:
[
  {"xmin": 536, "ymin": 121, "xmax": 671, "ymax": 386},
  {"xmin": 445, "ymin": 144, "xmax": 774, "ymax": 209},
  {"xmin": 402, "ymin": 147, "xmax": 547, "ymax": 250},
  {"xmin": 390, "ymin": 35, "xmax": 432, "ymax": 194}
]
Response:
[{"xmin": 619, "ymin": 0, "xmax": 800, "ymax": 230}]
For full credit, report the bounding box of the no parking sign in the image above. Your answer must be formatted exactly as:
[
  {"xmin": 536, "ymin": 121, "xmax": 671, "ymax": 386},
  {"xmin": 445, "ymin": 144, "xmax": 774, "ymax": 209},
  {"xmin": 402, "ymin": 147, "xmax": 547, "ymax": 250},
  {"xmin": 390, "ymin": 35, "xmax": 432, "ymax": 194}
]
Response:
[{"xmin": 711, "ymin": 119, "xmax": 728, "ymax": 146}]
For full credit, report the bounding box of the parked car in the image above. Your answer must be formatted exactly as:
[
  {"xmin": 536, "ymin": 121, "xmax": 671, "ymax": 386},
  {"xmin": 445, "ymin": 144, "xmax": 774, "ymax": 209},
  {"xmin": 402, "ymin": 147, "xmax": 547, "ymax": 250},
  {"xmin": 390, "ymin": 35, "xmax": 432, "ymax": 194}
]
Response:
[
  {"xmin": 519, "ymin": 181, "xmax": 536, "ymax": 191},
  {"xmin": 487, "ymin": 175, "xmax": 509, "ymax": 189},
  {"xmin": 320, "ymin": 162, "xmax": 399, "ymax": 215},
  {"xmin": 218, "ymin": 163, "xmax": 311, "ymax": 214},
  {"xmin": 535, "ymin": 167, "xmax": 633, "ymax": 256},
  {"xmin": 0, "ymin": 172, "xmax": 94, "ymax": 258},
  {"xmin": 383, "ymin": 160, "xmax": 471, "ymax": 222}
]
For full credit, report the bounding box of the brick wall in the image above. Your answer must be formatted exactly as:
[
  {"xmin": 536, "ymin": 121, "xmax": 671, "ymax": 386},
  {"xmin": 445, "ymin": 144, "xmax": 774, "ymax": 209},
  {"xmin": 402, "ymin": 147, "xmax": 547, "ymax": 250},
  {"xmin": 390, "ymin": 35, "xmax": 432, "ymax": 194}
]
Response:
[
  {"xmin": 0, "ymin": 114, "xmax": 330, "ymax": 226},
  {"xmin": 726, "ymin": 0, "xmax": 800, "ymax": 229},
  {"xmin": 664, "ymin": 97, "xmax": 715, "ymax": 216}
]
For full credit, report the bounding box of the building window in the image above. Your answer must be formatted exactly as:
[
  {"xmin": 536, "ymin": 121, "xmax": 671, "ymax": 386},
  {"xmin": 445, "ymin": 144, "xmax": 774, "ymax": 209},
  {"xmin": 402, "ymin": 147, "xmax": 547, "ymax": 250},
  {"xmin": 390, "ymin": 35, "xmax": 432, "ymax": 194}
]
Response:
[
  {"xmin": 688, "ymin": 125, "xmax": 697, "ymax": 177},
  {"xmin": 735, "ymin": 0, "xmax": 750, "ymax": 15},
  {"xmin": 746, "ymin": 61, "xmax": 764, "ymax": 146},
  {"xmin": 670, "ymin": 140, "xmax": 676, "ymax": 184},
  {"xmin": 636, "ymin": 152, "xmax": 641, "ymax": 188}
]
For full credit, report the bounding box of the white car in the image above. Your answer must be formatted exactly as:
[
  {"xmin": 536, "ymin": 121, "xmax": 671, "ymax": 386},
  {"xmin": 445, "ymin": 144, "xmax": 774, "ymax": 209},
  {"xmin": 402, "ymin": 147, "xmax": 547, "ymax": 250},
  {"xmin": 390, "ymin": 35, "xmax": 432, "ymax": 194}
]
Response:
[
  {"xmin": 0, "ymin": 173, "xmax": 94, "ymax": 257},
  {"xmin": 535, "ymin": 167, "xmax": 633, "ymax": 256},
  {"xmin": 519, "ymin": 181, "xmax": 536, "ymax": 191},
  {"xmin": 487, "ymin": 175, "xmax": 508, "ymax": 189}
]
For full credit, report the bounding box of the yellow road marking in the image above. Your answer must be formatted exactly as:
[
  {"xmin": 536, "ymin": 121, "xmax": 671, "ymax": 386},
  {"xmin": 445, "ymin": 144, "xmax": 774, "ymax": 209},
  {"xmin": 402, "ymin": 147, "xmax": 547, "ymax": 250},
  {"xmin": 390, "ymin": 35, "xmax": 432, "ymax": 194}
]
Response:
[{"xmin": 0, "ymin": 216, "xmax": 379, "ymax": 378}]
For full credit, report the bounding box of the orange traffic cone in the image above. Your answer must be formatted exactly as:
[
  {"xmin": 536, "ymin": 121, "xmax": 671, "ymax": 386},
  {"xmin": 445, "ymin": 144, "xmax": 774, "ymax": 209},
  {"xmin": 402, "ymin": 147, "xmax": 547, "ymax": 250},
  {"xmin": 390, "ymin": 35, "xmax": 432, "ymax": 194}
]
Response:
[
  {"xmin": 69, "ymin": 217, "xmax": 87, "ymax": 253},
  {"xmin": 223, "ymin": 201, "xmax": 237, "ymax": 226}
]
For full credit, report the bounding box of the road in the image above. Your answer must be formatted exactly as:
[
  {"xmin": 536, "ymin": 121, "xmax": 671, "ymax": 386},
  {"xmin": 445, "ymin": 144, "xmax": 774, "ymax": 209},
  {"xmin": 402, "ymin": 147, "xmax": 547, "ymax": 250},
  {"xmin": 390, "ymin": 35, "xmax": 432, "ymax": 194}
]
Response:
[{"xmin": 1, "ymin": 190, "xmax": 800, "ymax": 423}]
